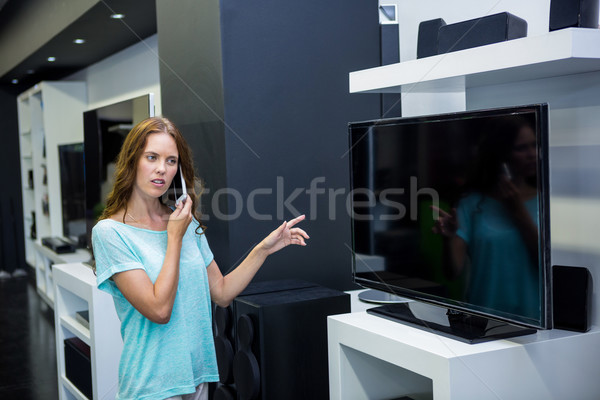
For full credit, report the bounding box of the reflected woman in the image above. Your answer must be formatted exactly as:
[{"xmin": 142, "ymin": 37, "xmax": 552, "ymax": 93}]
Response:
[{"xmin": 432, "ymin": 116, "xmax": 540, "ymax": 320}]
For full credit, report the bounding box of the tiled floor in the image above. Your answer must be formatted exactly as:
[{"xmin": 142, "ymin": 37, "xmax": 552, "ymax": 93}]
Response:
[{"xmin": 0, "ymin": 270, "xmax": 59, "ymax": 400}]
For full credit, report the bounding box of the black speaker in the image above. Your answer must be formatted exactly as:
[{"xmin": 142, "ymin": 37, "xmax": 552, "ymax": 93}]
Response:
[
  {"xmin": 213, "ymin": 280, "xmax": 350, "ymax": 400},
  {"xmin": 552, "ymin": 265, "xmax": 593, "ymax": 332},
  {"xmin": 381, "ymin": 24, "xmax": 399, "ymax": 66},
  {"xmin": 550, "ymin": 0, "xmax": 599, "ymax": 31},
  {"xmin": 417, "ymin": 18, "xmax": 447, "ymax": 58},
  {"xmin": 437, "ymin": 12, "xmax": 527, "ymax": 55}
]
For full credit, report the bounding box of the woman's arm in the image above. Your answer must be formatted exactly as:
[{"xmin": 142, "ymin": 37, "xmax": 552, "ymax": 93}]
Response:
[
  {"xmin": 208, "ymin": 215, "xmax": 309, "ymax": 307},
  {"xmin": 431, "ymin": 206, "xmax": 468, "ymax": 279},
  {"xmin": 112, "ymin": 199, "xmax": 193, "ymax": 324}
]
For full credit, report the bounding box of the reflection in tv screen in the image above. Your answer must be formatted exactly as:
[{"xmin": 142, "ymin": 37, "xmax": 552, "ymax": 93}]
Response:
[{"xmin": 349, "ymin": 104, "xmax": 550, "ymax": 333}]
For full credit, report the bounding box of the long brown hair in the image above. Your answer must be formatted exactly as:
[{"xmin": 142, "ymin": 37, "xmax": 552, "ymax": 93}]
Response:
[{"xmin": 99, "ymin": 116, "xmax": 205, "ymax": 234}]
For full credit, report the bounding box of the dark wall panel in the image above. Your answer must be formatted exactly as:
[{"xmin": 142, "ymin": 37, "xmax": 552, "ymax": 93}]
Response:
[
  {"xmin": 0, "ymin": 85, "xmax": 25, "ymax": 272},
  {"xmin": 158, "ymin": 0, "xmax": 382, "ymax": 290},
  {"xmin": 157, "ymin": 0, "xmax": 231, "ymax": 267}
]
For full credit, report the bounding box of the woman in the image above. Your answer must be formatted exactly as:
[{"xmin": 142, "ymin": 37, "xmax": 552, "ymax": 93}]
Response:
[
  {"xmin": 92, "ymin": 117, "xmax": 309, "ymax": 400},
  {"xmin": 432, "ymin": 116, "xmax": 540, "ymax": 320}
]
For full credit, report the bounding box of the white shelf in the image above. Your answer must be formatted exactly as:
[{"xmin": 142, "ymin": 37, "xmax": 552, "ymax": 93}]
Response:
[
  {"xmin": 60, "ymin": 375, "xmax": 87, "ymax": 400},
  {"xmin": 328, "ymin": 312, "xmax": 600, "ymax": 399},
  {"xmin": 60, "ymin": 315, "xmax": 91, "ymax": 345},
  {"xmin": 53, "ymin": 263, "xmax": 123, "ymax": 400},
  {"xmin": 349, "ymin": 28, "xmax": 600, "ymax": 93}
]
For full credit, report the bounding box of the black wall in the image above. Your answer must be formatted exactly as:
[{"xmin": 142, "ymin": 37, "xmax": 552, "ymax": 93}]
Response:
[
  {"xmin": 0, "ymin": 85, "xmax": 25, "ymax": 273},
  {"xmin": 157, "ymin": 0, "xmax": 382, "ymax": 290}
]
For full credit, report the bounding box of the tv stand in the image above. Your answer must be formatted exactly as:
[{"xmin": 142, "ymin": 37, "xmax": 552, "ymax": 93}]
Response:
[
  {"xmin": 368, "ymin": 302, "xmax": 536, "ymax": 344},
  {"xmin": 328, "ymin": 311, "xmax": 600, "ymax": 399}
]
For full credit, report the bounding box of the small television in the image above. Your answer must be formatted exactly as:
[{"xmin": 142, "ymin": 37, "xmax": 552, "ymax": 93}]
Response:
[
  {"xmin": 58, "ymin": 143, "xmax": 86, "ymax": 246},
  {"xmin": 348, "ymin": 104, "xmax": 551, "ymax": 343},
  {"xmin": 83, "ymin": 94, "xmax": 154, "ymax": 250}
]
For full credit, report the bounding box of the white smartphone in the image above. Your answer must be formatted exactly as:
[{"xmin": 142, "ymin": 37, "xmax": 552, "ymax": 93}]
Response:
[
  {"xmin": 175, "ymin": 165, "xmax": 187, "ymax": 205},
  {"xmin": 501, "ymin": 163, "xmax": 512, "ymax": 180}
]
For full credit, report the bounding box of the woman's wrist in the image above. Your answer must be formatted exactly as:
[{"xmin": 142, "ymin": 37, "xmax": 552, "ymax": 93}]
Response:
[{"xmin": 254, "ymin": 241, "xmax": 270, "ymax": 259}]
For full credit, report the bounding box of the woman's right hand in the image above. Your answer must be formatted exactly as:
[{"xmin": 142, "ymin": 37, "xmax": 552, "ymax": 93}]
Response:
[
  {"xmin": 167, "ymin": 195, "xmax": 193, "ymax": 240},
  {"xmin": 431, "ymin": 206, "xmax": 458, "ymax": 237}
]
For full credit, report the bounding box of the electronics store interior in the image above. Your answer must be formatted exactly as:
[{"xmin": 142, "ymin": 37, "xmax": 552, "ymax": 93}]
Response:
[{"xmin": 1, "ymin": 1, "xmax": 600, "ymax": 399}]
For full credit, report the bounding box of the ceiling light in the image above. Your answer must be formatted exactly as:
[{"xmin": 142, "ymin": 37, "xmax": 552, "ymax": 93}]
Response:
[
  {"xmin": 11, "ymin": 79, "xmax": 18, "ymax": 84},
  {"xmin": 47, "ymin": 56, "xmax": 56, "ymax": 62},
  {"xmin": 73, "ymin": 38, "xmax": 86, "ymax": 44},
  {"xmin": 110, "ymin": 13, "xmax": 125, "ymax": 19},
  {"xmin": 26, "ymin": 69, "xmax": 34, "ymax": 74}
]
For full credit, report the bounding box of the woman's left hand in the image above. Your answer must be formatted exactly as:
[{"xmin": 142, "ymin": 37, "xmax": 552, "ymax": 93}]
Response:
[{"xmin": 260, "ymin": 215, "xmax": 309, "ymax": 255}]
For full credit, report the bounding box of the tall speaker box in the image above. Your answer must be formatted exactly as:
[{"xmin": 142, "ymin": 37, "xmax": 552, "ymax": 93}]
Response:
[
  {"xmin": 552, "ymin": 265, "xmax": 593, "ymax": 332},
  {"xmin": 550, "ymin": 0, "xmax": 600, "ymax": 31},
  {"xmin": 213, "ymin": 280, "xmax": 350, "ymax": 400},
  {"xmin": 417, "ymin": 18, "xmax": 447, "ymax": 59}
]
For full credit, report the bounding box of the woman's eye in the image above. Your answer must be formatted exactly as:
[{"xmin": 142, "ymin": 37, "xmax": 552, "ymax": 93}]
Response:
[
  {"xmin": 167, "ymin": 159, "xmax": 177, "ymax": 165},
  {"xmin": 147, "ymin": 155, "xmax": 156, "ymax": 161}
]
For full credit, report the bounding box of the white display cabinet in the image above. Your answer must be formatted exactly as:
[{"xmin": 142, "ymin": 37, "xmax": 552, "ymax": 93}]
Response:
[
  {"xmin": 17, "ymin": 81, "xmax": 87, "ymax": 305},
  {"xmin": 337, "ymin": 25, "xmax": 600, "ymax": 398},
  {"xmin": 53, "ymin": 263, "xmax": 123, "ymax": 400},
  {"xmin": 328, "ymin": 312, "xmax": 600, "ymax": 400},
  {"xmin": 33, "ymin": 241, "xmax": 91, "ymax": 308}
]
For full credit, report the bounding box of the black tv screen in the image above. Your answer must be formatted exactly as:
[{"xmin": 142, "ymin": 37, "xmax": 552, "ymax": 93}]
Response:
[
  {"xmin": 83, "ymin": 94, "xmax": 154, "ymax": 249},
  {"xmin": 58, "ymin": 143, "xmax": 86, "ymax": 244},
  {"xmin": 349, "ymin": 104, "xmax": 551, "ymax": 338}
]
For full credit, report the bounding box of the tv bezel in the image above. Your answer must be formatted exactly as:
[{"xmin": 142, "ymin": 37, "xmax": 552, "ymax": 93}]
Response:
[{"xmin": 348, "ymin": 103, "xmax": 551, "ymax": 331}]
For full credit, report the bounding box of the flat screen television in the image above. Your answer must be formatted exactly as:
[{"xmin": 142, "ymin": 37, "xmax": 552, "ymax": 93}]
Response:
[
  {"xmin": 58, "ymin": 143, "xmax": 86, "ymax": 246},
  {"xmin": 348, "ymin": 104, "xmax": 551, "ymax": 343},
  {"xmin": 83, "ymin": 94, "xmax": 154, "ymax": 250}
]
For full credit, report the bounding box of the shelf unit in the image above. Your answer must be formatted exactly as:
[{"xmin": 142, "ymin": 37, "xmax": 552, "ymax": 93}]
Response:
[
  {"xmin": 17, "ymin": 81, "xmax": 87, "ymax": 304},
  {"xmin": 339, "ymin": 25, "xmax": 600, "ymax": 398},
  {"xmin": 32, "ymin": 241, "xmax": 91, "ymax": 308},
  {"xmin": 349, "ymin": 28, "xmax": 600, "ymax": 94},
  {"xmin": 328, "ymin": 312, "xmax": 600, "ymax": 399},
  {"xmin": 53, "ymin": 263, "xmax": 122, "ymax": 400}
]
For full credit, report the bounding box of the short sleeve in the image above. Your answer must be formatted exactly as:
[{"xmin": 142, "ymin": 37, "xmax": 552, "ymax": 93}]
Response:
[
  {"xmin": 92, "ymin": 221, "xmax": 145, "ymax": 296},
  {"xmin": 196, "ymin": 230, "xmax": 214, "ymax": 268}
]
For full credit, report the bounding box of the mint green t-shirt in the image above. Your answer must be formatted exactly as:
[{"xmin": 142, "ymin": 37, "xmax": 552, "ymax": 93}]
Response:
[
  {"xmin": 92, "ymin": 218, "xmax": 219, "ymax": 400},
  {"xmin": 456, "ymin": 193, "xmax": 540, "ymax": 321}
]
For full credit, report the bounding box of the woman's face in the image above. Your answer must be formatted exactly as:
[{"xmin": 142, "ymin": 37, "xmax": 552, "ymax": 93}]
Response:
[
  {"xmin": 508, "ymin": 125, "xmax": 537, "ymax": 179},
  {"xmin": 133, "ymin": 132, "xmax": 179, "ymax": 200}
]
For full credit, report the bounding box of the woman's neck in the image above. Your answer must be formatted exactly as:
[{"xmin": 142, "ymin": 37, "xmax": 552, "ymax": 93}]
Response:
[{"xmin": 122, "ymin": 192, "xmax": 169, "ymax": 229}]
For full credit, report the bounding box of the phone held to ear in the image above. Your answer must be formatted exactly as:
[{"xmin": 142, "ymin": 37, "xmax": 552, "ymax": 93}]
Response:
[
  {"xmin": 170, "ymin": 165, "xmax": 187, "ymax": 206},
  {"xmin": 502, "ymin": 163, "xmax": 512, "ymax": 180}
]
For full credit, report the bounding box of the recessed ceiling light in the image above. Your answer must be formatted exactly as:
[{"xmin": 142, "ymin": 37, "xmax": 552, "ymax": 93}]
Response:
[
  {"xmin": 11, "ymin": 79, "xmax": 18, "ymax": 84},
  {"xmin": 73, "ymin": 38, "xmax": 86, "ymax": 44},
  {"xmin": 26, "ymin": 69, "xmax": 34, "ymax": 74},
  {"xmin": 110, "ymin": 13, "xmax": 125, "ymax": 19},
  {"xmin": 47, "ymin": 56, "xmax": 56, "ymax": 62}
]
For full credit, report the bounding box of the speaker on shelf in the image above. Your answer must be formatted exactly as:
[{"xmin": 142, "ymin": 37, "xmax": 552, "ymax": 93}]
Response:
[
  {"xmin": 552, "ymin": 265, "xmax": 593, "ymax": 332},
  {"xmin": 550, "ymin": 0, "xmax": 599, "ymax": 31},
  {"xmin": 379, "ymin": 5, "xmax": 399, "ymax": 66},
  {"xmin": 212, "ymin": 280, "xmax": 350, "ymax": 400},
  {"xmin": 437, "ymin": 12, "xmax": 527, "ymax": 55},
  {"xmin": 379, "ymin": 5, "xmax": 402, "ymax": 118},
  {"xmin": 417, "ymin": 18, "xmax": 446, "ymax": 59}
]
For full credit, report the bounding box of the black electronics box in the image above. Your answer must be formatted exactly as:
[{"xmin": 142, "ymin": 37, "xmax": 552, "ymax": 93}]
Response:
[
  {"xmin": 213, "ymin": 279, "xmax": 350, "ymax": 400},
  {"xmin": 550, "ymin": 0, "xmax": 600, "ymax": 31},
  {"xmin": 437, "ymin": 12, "xmax": 527, "ymax": 54},
  {"xmin": 417, "ymin": 18, "xmax": 447, "ymax": 58},
  {"xmin": 41, "ymin": 236, "xmax": 75, "ymax": 254},
  {"xmin": 553, "ymin": 265, "xmax": 593, "ymax": 332},
  {"xmin": 64, "ymin": 337, "xmax": 92, "ymax": 398}
]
